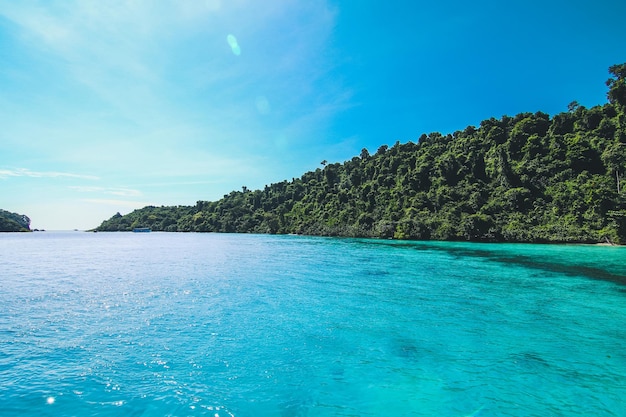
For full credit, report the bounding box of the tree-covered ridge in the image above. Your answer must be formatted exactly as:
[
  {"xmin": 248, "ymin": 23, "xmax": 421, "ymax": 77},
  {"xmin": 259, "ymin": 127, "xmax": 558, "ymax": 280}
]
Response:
[
  {"xmin": 96, "ymin": 64, "xmax": 626, "ymax": 244},
  {"xmin": 0, "ymin": 209, "xmax": 31, "ymax": 232}
]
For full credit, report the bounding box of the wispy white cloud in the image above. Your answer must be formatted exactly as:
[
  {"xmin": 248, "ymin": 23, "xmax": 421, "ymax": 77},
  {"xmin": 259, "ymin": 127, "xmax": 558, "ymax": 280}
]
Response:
[
  {"xmin": 0, "ymin": 0, "xmax": 350, "ymax": 229},
  {"xmin": 0, "ymin": 0, "xmax": 344, "ymax": 128},
  {"xmin": 83, "ymin": 198, "xmax": 154, "ymax": 209},
  {"xmin": 0, "ymin": 0, "xmax": 346, "ymax": 167},
  {"xmin": 0, "ymin": 168, "xmax": 99, "ymax": 180},
  {"xmin": 68, "ymin": 186, "xmax": 142, "ymax": 197}
]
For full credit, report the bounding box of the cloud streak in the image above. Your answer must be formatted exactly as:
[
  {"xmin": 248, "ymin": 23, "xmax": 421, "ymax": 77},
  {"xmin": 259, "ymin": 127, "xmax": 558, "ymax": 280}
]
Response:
[
  {"xmin": 83, "ymin": 199, "xmax": 154, "ymax": 209},
  {"xmin": 0, "ymin": 168, "xmax": 99, "ymax": 180},
  {"xmin": 0, "ymin": 1, "xmax": 343, "ymax": 128},
  {"xmin": 0, "ymin": 0, "xmax": 352, "ymax": 229},
  {"xmin": 68, "ymin": 186, "xmax": 142, "ymax": 197}
]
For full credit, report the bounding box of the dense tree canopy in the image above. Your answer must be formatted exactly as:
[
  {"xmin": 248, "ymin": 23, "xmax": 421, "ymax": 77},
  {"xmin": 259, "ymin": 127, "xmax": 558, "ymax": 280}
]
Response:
[
  {"xmin": 96, "ymin": 64, "xmax": 626, "ymax": 244},
  {"xmin": 0, "ymin": 209, "xmax": 31, "ymax": 232}
]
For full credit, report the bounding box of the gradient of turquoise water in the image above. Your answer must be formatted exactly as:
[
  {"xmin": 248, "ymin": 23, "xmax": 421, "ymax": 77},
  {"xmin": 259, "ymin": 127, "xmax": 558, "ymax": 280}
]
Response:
[{"xmin": 1, "ymin": 232, "xmax": 625, "ymax": 416}]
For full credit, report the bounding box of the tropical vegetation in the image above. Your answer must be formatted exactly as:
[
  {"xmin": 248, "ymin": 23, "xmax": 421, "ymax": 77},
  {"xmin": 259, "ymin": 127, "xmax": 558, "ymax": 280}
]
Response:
[
  {"xmin": 0, "ymin": 209, "xmax": 31, "ymax": 232},
  {"xmin": 96, "ymin": 64, "xmax": 626, "ymax": 244}
]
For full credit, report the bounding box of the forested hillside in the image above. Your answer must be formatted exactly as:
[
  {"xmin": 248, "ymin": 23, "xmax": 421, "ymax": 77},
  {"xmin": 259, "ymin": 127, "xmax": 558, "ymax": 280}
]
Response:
[
  {"xmin": 0, "ymin": 209, "xmax": 31, "ymax": 232},
  {"xmin": 96, "ymin": 64, "xmax": 626, "ymax": 244}
]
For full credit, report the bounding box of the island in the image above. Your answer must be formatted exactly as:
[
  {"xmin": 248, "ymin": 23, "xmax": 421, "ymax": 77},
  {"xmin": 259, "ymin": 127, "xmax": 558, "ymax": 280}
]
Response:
[
  {"xmin": 95, "ymin": 63, "xmax": 626, "ymax": 244},
  {"xmin": 0, "ymin": 209, "xmax": 31, "ymax": 232}
]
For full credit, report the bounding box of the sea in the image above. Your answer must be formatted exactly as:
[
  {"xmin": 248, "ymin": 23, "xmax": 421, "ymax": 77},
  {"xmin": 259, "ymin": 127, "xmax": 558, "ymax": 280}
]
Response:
[{"xmin": 1, "ymin": 232, "xmax": 625, "ymax": 417}]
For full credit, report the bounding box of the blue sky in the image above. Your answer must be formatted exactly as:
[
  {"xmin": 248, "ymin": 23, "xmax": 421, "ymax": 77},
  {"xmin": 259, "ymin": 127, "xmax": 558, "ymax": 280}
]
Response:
[{"xmin": 1, "ymin": 0, "xmax": 625, "ymax": 230}]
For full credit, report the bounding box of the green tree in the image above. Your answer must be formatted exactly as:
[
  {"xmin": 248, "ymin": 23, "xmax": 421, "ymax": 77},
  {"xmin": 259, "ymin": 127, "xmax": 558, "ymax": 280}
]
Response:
[
  {"xmin": 607, "ymin": 63, "xmax": 626, "ymax": 108},
  {"xmin": 602, "ymin": 141, "xmax": 626, "ymax": 193},
  {"xmin": 568, "ymin": 101, "xmax": 580, "ymax": 113}
]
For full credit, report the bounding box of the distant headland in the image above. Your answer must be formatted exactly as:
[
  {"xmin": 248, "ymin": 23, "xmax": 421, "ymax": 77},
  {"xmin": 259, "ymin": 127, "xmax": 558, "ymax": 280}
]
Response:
[
  {"xmin": 94, "ymin": 62, "xmax": 624, "ymax": 244},
  {"xmin": 0, "ymin": 209, "xmax": 31, "ymax": 232}
]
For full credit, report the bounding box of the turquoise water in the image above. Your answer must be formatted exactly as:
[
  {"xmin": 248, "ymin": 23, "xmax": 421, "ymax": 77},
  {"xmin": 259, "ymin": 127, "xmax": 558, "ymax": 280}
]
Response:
[{"xmin": 1, "ymin": 232, "xmax": 625, "ymax": 416}]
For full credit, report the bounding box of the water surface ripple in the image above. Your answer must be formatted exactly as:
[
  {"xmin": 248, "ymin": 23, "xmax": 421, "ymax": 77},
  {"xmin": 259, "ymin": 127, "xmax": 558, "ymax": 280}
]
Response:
[{"xmin": 1, "ymin": 232, "xmax": 625, "ymax": 416}]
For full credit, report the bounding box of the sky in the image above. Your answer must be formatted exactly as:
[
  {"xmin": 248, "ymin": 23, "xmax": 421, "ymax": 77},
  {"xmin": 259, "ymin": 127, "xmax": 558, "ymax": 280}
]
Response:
[{"xmin": 1, "ymin": 0, "xmax": 625, "ymax": 230}]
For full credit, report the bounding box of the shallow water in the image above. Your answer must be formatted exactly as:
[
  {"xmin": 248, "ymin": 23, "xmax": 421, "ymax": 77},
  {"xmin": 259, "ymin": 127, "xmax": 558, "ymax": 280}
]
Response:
[{"xmin": 1, "ymin": 232, "xmax": 625, "ymax": 416}]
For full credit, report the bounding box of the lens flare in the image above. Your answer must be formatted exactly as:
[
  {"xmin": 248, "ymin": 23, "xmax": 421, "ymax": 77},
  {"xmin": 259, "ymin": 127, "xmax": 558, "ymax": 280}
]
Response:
[
  {"xmin": 255, "ymin": 96, "xmax": 270, "ymax": 114},
  {"xmin": 226, "ymin": 34, "xmax": 241, "ymax": 56}
]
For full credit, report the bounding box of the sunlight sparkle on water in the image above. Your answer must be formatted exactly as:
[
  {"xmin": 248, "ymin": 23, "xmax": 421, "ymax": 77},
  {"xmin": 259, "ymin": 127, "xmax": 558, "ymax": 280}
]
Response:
[{"xmin": 46, "ymin": 397, "xmax": 55, "ymax": 405}]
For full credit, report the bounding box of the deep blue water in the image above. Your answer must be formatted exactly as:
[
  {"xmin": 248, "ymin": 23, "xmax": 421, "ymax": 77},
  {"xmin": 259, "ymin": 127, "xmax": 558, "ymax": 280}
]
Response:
[{"xmin": 1, "ymin": 232, "xmax": 625, "ymax": 416}]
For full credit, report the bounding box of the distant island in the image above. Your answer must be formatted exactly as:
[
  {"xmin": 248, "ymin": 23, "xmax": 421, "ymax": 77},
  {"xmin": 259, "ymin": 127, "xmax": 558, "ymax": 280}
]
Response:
[
  {"xmin": 95, "ymin": 63, "xmax": 626, "ymax": 244},
  {"xmin": 0, "ymin": 209, "xmax": 31, "ymax": 232}
]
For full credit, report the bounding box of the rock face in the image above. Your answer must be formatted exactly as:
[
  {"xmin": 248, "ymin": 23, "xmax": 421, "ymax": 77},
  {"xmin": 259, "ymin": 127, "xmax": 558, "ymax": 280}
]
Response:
[{"xmin": 0, "ymin": 210, "xmax": 31, "ymax": 232}]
